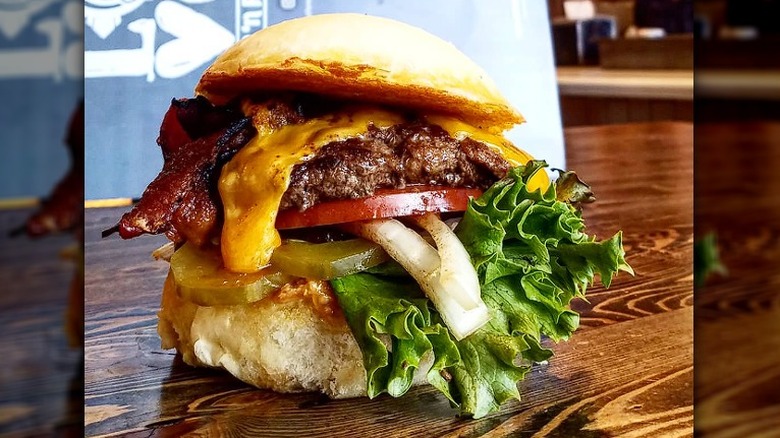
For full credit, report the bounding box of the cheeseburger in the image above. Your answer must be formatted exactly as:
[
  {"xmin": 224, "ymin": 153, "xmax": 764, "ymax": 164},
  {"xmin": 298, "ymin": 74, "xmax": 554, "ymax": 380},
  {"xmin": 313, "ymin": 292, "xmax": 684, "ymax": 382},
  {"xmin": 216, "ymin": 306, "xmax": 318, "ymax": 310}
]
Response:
[{"xmin": 107, "ymin": 14, "xmax": 631, "ymax": 418}]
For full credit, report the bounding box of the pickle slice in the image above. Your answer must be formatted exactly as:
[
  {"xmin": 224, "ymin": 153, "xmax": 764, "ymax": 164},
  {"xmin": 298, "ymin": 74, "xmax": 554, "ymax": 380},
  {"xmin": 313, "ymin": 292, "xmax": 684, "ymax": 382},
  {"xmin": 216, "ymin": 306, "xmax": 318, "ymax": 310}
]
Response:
[
  {"xmin": 270, "ymin": 238, "xmax": 390, "ymax": 280},
  {"xmin": 170, "ymin": 242, "xmax": 293, "ymax": 306}
]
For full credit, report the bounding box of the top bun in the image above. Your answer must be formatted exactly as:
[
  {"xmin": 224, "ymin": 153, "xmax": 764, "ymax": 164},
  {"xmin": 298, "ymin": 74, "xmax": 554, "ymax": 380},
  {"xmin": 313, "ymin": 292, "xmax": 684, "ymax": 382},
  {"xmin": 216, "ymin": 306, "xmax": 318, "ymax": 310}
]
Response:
[{"xmin": 195, "ymin": 13, "xmax": 523, "ymax": 132}]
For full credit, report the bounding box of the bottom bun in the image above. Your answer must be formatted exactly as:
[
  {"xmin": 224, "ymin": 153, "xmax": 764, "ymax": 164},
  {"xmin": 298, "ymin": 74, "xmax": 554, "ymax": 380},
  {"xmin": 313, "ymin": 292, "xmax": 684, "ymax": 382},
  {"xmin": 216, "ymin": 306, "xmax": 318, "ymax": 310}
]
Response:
[{"xmin": 157, "ymin": 271, "xmax": 431, "ymax": 398}]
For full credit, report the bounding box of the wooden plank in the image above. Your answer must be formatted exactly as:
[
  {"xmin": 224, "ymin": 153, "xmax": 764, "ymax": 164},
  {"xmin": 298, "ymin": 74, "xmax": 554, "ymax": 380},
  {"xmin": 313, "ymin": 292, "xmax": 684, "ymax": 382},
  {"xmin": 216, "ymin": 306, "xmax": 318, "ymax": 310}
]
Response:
[
  {"xmin": 559, "ymin": 96, "xmax": 692, "ymax": 126},
  {"xmin": 84, "ymin": 122, "xmax": 695, "ymax": 436},
  {"xmin": 0, "ymin": 198, "xmax": 39, "ymax": 210},
  {"xmin": 0, "ymin": 208, "xmax": 83, "ymax": 437},
  {"xmin": 694, "ymin": 122, "xmax": 780, "ymax": 437},
  {"xmin": 84, "ymin": 198, "xmax": 134, "ymax": 209},
  {"xmin": 83, "ymin": 308, "xmax": 692, "ymax": 437},
  {"xmin": 599, "ymin": 36, "xmax": 694, "ymax": 70},
  {"xmin": 556, "ymin": 67, "xmax": 693, "ymax": 100}
]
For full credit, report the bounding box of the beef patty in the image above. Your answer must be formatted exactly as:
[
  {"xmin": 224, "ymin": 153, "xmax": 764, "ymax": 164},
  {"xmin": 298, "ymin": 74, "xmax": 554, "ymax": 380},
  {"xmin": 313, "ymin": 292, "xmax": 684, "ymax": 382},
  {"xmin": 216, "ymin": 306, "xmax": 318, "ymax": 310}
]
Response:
[
  {"xmin": 109, "ymin": 97, "xmax": 511, "ymax": 245},
  {"xmin": 280, "ymin": 122, "xmax": 510, "ymax": 211}
]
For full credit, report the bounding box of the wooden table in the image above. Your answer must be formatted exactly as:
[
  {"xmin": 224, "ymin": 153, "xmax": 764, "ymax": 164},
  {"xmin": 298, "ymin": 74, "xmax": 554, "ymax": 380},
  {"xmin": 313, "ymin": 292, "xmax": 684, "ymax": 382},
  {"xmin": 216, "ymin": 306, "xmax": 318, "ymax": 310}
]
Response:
[
  {"xmin": 0, "ymin": 209, "xmax": 83, "ymax": 437},
  {"xmin": 84, "ymin": 122, "xmax": 694, "ymax": 436},
  {"xmin": 695, "ymin": 122, "xmax": 780, "ymax": 436}
]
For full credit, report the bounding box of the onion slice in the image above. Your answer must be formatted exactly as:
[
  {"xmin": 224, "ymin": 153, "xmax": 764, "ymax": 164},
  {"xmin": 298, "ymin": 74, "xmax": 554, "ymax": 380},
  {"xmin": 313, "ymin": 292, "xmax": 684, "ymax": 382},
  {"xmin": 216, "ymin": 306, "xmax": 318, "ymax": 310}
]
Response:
[
  {"xmin": 349, "ymin": 218, "xmax": 489, "ymax": 340},
  {"xmin": 152, "ymin": 241, "xmax": 176, "ymax": 261},
  {"xmin": 412, "ymin": 213, "xmax": 482, "ymax": 310}
]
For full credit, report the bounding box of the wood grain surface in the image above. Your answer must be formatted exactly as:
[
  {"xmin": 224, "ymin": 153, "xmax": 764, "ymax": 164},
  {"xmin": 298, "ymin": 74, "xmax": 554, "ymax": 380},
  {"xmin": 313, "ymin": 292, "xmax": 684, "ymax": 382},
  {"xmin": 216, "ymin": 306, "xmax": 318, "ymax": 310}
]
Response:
[
  {"xmin": 0, "ymin": 209, "xmax": 83, "ymax": 437},
  {"xmin": 694, "ymin": 122, "xmax": 780, "ymax": 437},
  {"xmin": 84, "ymin": 122, "xmax": 694, "ymax": 437}
]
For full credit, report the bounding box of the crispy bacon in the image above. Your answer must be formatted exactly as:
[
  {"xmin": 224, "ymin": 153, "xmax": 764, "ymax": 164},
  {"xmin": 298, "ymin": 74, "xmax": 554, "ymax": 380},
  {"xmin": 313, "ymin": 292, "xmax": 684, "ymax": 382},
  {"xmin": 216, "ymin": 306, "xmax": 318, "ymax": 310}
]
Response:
[
  {"xmin": 169, "ymin": 172, "xmax": 218, "ymax": 246},
  {"xmin": 17, "ymin": 100, "xmax": 84, "ymax": 238},
  {"xmin": 105, "ymin": 116, "xmax": 255, "ymax": 243},
  {"xmin": 159, "ymin": 96, "xmax": 244, "ymax": 159},
  {"xmin": 158, "ymin": 100, "xmax": 191, "ymax": 161},
  {"xmin": 104, "ymin": 94, "xmax": 512, "ymax": 247},
  {"xmin": 104, "ymin": 96, "xmax": 311, "ymax": 244},
  {"xmin": 23, "ymin": 171, "xmax": 83, "ymax": 237},
  {"xmin": 105, "ymin": 97, "xmax": 254, "ymax": 243}
]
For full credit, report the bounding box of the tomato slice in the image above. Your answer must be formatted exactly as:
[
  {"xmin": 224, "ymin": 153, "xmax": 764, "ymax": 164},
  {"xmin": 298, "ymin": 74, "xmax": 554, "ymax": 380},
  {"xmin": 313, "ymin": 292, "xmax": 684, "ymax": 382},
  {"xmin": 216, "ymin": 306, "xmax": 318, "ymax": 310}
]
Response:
[{"xmin": 275, "ymin": 186, "xmax": 482, "ymax": 229}]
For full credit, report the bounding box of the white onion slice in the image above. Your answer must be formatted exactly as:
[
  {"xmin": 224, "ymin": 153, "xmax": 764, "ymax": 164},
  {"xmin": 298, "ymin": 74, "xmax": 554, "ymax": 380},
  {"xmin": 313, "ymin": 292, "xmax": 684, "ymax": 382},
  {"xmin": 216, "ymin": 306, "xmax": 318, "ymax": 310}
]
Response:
[
  {"xmin": 413, "ymin": 213, "xmax": 482, "ymax": 310},
  {"xmin": 350, "ymin": 218, "xmax": 489, "ymax": 340},
  {"xmin": 152, "ymin": 241, "xmax": 176, "ymax": 261}
]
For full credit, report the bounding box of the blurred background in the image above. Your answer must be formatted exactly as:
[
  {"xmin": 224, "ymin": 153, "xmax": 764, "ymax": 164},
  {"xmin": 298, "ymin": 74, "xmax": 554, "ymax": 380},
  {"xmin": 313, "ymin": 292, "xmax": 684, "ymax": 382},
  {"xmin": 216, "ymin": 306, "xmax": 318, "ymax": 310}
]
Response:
[
  {"xmin": 547, "ymin": 1, "xmax": 780, "ymax": 435},
  {"xmin": 687, "ymin": 1, "xmax": 780, "ymax": 436},
  {"xmin": 1, "ymin": 0, "xmax": 777, "ymax": 436},
  {"xmin": 0, "ymin": 0, "xmax": 82, "ymax": 199},
  {"xmin": 549, "ymin": 0, "xmax": 695, "ymax": 127},
  {"xmin": 84, "ymin": 0, "xmax": 565, "ymax": 202},
  {"xmin": 546, "ymin": 0, "xmax": 779, "ymax": 435},
  {"xmin": 0, "ymin": 1, "xmax": 84, "ymax": 436},
  {"xmin": 548, "ymin": 0, "xmax": 780, "ymax": 126}
]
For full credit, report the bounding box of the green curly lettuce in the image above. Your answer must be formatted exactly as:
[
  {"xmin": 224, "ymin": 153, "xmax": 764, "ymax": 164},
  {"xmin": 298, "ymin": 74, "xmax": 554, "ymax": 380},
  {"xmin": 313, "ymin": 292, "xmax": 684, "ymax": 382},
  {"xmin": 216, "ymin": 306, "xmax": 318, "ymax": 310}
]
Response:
[
  {"xmin": 329, "ymin": 273, "xmax": 461, "ymax": 400},
  {"xmin": 330, "ymin": 161, "xmax": 632, "ymax": 418},
  {"xmin": 694, "ymin": 232, "xmax": 727, "ymax": 287}
]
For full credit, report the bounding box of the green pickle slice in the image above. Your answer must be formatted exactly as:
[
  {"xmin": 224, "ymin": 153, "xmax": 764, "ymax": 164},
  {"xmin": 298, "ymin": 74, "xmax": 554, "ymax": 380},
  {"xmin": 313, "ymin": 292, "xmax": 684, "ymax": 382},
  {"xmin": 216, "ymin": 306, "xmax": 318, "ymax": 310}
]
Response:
[
  {"xmin": 171, "ymin": 242, "xmax": 293, "ymax": 307},
  {"xmin": 270, "ymin": 238, "xmax": 390, "ymax": 280},
  {"xmin": 170, "ymin": 238, "xmax": 389, "ymax": 306}
]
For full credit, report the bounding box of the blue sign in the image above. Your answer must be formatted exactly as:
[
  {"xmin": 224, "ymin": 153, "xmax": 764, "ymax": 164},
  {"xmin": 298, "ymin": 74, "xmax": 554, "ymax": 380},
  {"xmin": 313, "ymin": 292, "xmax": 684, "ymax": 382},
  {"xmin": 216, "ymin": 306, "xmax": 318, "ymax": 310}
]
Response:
[
  {"xmin": 0, "ymin": 0, "xmax": 83, "ymax": 198},
  {"xmin": 85, "ymin": 0, "xmax": 563, "ymax": 200}
]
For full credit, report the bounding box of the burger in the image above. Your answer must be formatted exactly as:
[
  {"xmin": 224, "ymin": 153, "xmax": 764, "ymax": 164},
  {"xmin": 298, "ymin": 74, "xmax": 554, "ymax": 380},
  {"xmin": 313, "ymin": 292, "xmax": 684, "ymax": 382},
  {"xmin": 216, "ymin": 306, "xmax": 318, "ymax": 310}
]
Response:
[{"xmin": 107, "ymin": 13, "xmax": 631, "ymax": 418}]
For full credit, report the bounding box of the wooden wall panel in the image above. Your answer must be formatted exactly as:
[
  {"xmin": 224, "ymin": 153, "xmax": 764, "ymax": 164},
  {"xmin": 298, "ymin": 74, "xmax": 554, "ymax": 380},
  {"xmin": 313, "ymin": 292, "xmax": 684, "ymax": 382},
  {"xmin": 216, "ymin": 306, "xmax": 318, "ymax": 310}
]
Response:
[{"xmin": 559, "ymin": 96, "xmax": 693, "ymax": 127}]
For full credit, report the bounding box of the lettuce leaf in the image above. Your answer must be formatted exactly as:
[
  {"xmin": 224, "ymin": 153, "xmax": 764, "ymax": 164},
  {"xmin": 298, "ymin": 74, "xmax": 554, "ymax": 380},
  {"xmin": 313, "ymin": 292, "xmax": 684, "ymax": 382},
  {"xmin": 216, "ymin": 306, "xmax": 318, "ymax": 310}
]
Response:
[
  {"xmin": 330, "ymin": 161, "xmax": 632, "ymax": 418},
  {"xmin": 694, "ymin": 232, "xmax": 727, "ymax": 286},
  {"xmin": 330, "ymin": 273, "xmax": 461, "ymax": 400}
]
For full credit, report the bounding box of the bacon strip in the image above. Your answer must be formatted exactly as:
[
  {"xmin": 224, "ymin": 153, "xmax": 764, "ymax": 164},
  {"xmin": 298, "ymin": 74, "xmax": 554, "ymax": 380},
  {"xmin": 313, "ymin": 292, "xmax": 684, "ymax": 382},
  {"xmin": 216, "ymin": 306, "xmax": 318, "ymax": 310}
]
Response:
[
  {"xmin": 105, "ymin": 117, "xmax": 255, "ymax": 244},
  {"xmin": 103, "ymin": 95, "xmax": 514, "ymax": 247},
  {"xmin": 104, "ymin": 97, "xmax": 252, "ymax": 243},
  {"xmin": 158, "ymin": 96, "xmax": 244, "ymax": 160},
  {"xmin": 104, "ymin": 96, "xmax": 313, "ymax": 244},
  {"xmin": 16, "ymin": 100, "xmax": 84, "ymax": 238}
]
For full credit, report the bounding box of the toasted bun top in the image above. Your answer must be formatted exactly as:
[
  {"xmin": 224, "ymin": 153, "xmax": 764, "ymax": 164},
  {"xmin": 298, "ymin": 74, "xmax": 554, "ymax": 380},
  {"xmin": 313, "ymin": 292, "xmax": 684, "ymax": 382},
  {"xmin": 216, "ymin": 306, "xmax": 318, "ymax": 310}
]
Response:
[{"xmin": 195, "ymin": 13, "xmax": 523, "ymax": 132}]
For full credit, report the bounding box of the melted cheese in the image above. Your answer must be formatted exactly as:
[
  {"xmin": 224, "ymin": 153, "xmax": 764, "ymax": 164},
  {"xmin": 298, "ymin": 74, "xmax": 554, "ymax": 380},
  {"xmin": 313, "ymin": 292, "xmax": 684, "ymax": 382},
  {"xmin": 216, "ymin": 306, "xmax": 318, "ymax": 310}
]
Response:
[
  {"xmin": 425, "ymin": 115, "xmax": 550, "ymax": 193},
  {"xmin": 219, "ymin": 106, "xmax": 548, "ymax": 273},
  {"xmin": 219, "ymin": 107, "xmax": 404, "ymax": 272}
]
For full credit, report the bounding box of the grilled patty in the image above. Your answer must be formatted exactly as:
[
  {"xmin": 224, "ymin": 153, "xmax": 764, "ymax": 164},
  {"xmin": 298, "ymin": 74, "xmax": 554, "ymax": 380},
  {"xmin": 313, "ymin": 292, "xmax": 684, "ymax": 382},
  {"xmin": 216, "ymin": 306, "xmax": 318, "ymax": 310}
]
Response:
[
  {"xmin": 280, "ymin": 122, "xmax": 510, "ymax": 211},
  {"xmin": 110, "ymin": 97, "xmax": 511, "ymax": 245}
]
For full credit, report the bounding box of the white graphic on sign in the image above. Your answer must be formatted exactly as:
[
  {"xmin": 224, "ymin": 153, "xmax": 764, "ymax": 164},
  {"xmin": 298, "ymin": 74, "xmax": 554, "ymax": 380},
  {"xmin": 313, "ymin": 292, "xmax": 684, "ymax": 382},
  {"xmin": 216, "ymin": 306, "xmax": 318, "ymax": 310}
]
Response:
[
  {"xmin": 154, "ymin": 1, "xmax": 233, "ymax": 78},
  {"xmin": 62, "ymin": 0, "xmax": 82, "ymax": 34},
  {"xmin": 237, "ymin": 0, "xmax": 268, "ymax": 40},
  {"xmin": 0, "ymin": 0, "xmax": 55, "ymax": 39},
  {"xmin": 84, "ymin": 18, "xmax": 156, "ymax": 81},
  {"xmin": 0, "ymin": 1, "xmax": 81, "ymax": 81},
  {"xmin": 84, "ymin": 0, "xmax": 148, "ymax": 39},
  {"xmin": 0, "ymin": 18, "xmax": 63, "ymax": 80},
  {"xmin": 85, "ymin": 1, "xmax": 234, "ymax": 82}
]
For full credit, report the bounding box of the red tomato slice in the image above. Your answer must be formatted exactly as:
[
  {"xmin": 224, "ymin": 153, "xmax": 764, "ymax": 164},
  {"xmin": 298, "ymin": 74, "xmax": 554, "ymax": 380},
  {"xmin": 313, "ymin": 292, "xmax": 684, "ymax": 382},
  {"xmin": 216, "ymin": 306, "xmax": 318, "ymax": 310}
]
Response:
[{"xmin": 275, "ymin": 186, "xmax": 482, "ymax": 229}]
